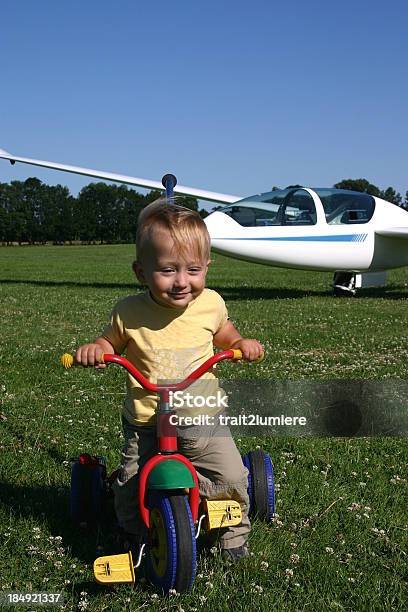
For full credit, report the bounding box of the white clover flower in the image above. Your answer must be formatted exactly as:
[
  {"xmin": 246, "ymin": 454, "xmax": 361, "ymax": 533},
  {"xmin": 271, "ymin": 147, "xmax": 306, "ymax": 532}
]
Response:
[
  {"xmin": 290, "ymin": 554, "xmax": 300, "ymax": 564},
  {"xmin": 285, "ymin": 568, "xmax": 294, "ymax": 577},
  {"xmin": 260, "ymin": 561, "xmax": 269, "ymax": 570},
  {"xmin": 325, "ymin": 547, "xmax": 334, "ymax": 554}
]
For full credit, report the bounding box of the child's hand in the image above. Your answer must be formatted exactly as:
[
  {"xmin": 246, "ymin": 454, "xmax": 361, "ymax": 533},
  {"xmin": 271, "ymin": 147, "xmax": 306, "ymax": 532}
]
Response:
[
  {"xmin": 231, "ymin": 338, "xmax": 264, "ymax": 361},
  {"xmin": 75, "ymin": 343, "xmax": 107, "ymax": 368}
]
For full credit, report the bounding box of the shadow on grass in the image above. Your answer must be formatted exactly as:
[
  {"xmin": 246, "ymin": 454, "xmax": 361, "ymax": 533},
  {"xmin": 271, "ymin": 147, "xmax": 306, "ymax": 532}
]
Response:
[
  {"xmin": 0, "ymin": 422, "xmax": 116, "ymax": 563},
  {"xmin": 0, "ymin": 479, "xmax": 117, "ymax": 564},
  {"xmin": 0, "ymin": 481, "xmax": 93, "ymax": 562},
  {"xmin": 0, "ymin": 277, "xmax": 332, "ymax": 299},
  {"xmin": 1, "ymin": 277, "xmax": 407, "ymax": 299}
]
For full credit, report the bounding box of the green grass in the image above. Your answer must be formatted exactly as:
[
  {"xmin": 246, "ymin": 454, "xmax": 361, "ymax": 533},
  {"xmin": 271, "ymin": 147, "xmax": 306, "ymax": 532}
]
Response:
[{"xmin": 0, "ymin": 245, "xmax": 407, "ymax": 611}]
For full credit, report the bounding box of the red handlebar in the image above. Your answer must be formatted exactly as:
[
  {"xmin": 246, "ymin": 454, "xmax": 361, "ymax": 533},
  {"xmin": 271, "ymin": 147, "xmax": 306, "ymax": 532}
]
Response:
[
  {"xmin": 61, "ymin": 347, "xmax": 264, "ymax": 393},
  {"xmin": 101, "ymin": 349, "xmax": 240, "ymax": 393}
]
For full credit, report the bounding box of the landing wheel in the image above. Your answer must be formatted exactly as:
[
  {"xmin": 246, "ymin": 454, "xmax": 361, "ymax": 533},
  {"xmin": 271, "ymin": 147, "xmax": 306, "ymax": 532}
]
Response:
[
  {"xmin": 333, "ymin": 272, "xmax": 357, "ymax": 296},
  {"xmin": 242, "ymin": 450, "xmax": 275, "ymax": 521},
  {"xmin": 145, "ymin": 493, "xmax": 196, "ymax": 593}
]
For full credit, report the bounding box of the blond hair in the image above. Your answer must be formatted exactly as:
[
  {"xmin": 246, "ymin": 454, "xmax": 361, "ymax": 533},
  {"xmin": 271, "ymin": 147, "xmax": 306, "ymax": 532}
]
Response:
[{"xmin": 136, "ymin": 197, "xmax": 211, "ymax": 262}]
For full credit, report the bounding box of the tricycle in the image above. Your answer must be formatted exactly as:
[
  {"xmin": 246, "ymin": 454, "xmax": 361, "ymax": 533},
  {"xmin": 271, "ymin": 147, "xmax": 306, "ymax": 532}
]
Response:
[{"xmin": 61, "ymin": 348, "xmax": 275, "ymax": 593}]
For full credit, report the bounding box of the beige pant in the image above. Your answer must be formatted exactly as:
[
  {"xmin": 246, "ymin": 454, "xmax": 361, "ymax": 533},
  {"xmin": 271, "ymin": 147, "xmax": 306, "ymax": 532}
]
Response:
[{"xmin": 112, "ymin": 416, "xmax": 250, "ymax": 549}]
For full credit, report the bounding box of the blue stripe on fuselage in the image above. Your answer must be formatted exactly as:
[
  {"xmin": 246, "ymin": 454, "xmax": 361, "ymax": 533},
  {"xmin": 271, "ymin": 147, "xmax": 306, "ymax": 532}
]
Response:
[{"xmin": 214, "ymin": 234, "xmax": 368, "ymax": 242}]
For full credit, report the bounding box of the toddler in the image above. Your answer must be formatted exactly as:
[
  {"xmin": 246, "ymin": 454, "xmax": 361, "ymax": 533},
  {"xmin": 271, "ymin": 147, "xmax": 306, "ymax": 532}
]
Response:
[{"xmin": 75, "ymin": 199, "xmax": 263, "ymax": 560}]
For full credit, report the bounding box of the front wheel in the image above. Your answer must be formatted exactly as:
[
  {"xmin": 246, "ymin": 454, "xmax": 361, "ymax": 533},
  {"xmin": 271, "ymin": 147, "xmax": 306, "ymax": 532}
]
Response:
[
  {"xmin": 242, "ymin": 450, "xmax": 275, "ymax": 522},
  {"xmin": 145, "ymin": 493, "xmax": 196, "ymax": 593}
]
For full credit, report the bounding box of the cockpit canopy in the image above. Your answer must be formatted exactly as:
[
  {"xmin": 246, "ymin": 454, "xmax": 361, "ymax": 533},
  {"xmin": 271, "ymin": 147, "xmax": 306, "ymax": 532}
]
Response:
[{"xmin": 220, "ymin": 188, "xmax": 375, "ymax": 227}]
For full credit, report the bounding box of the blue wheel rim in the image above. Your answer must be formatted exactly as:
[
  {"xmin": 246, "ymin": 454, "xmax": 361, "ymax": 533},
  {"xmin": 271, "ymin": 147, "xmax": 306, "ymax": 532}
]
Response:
[
  {"xmin": 242, "ymin": 454, "xmax": 254, "ymax": 515},
  {"xmin": 264, "ymin": 453, "xmax": 275, "ymax": 521}
]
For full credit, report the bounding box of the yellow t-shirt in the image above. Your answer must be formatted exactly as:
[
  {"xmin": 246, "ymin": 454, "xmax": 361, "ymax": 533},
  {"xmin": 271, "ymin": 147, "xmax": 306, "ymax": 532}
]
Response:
[{"xmin": 102, "ymin": 288, "xmax": 228, "ymax": 425}]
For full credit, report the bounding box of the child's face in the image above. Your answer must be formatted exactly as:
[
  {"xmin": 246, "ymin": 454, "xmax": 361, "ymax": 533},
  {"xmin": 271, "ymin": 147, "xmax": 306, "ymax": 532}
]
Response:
[{"xmin": 134, "ymin": 227, "xmax": 210, "ymax": 309}]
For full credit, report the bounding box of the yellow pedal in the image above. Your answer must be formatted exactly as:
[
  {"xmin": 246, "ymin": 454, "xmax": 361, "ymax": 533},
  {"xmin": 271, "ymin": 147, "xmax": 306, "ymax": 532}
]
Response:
[
  {"xmin": 204, "ymin": 499, "xmax": 242, "ymax": 530},
  {"xmin": 94, "ymin": 552, "xmax": 135, "ymax": 585}
]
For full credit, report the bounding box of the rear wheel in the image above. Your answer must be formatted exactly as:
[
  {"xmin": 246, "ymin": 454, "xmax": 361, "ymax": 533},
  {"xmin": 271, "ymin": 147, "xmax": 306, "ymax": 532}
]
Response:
[
  {"xmin": 70, "ymin": 454, "xmax": 106, "ymax": 526},
  {"xmin": 242, "ymin": 450, "xmax": 275, "ymax": 521},
  {"xmin": 145, "ymin": 493, "xmax": 196, "ymax": 593}
]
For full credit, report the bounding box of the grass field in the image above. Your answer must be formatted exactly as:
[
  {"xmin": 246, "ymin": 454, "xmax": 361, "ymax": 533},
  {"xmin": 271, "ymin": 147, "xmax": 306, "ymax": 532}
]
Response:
[{"xmin": 0, "ymin": 244, "xmax": 407, "ymax": 611}]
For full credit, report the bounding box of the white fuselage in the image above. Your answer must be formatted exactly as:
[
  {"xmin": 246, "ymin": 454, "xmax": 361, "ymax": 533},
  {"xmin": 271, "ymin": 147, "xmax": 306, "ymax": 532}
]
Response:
[{"xmin": 205, "ymin": 190, "xmax": 408, "ymax": 272}]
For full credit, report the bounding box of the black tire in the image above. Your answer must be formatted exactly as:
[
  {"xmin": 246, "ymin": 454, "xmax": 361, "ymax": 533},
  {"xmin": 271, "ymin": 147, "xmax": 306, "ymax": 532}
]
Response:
[{"xmin": 243, "ymin": 450, "xmax": 275, "ymax": 522}]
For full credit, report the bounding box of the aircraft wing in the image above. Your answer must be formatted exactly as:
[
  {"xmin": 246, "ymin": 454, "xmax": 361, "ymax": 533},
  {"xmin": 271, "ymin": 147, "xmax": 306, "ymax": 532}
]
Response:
[
  {"xmin": 0, "ymin": 148, "xmax": 241, "ymax": 204},
  {"xmin": 376, "ymin": 227, "xmax": 408, "ymax": 239}
]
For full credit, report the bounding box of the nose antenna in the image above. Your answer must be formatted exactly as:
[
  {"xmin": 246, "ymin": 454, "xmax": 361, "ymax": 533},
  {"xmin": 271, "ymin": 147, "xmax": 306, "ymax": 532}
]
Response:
[{"xmin": 161, "ymin": 174, "xmax": 177, "ymax": 204}]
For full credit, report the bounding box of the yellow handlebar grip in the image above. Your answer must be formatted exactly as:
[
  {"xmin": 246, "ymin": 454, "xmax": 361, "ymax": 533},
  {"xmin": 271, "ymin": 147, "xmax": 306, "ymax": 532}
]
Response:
[
  {"xmin": 231, "ymin": 349, "xmax": 265, "ymax": 363},
  {"xmin": 61, "ymin": 353, "xmax": 74, "ymax": 369}
]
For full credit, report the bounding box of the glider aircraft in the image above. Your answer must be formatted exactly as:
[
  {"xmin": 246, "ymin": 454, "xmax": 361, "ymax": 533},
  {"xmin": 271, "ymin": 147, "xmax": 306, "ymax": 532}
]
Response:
[{"xmin": 1, "ymin": 147, "xmax": 408, "ymax": 295}]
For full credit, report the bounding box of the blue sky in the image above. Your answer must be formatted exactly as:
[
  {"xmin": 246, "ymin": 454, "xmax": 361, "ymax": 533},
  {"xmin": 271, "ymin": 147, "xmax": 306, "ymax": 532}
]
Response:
[{"xmin": 1, "ymin": 0, "xmax": 407, "ymax": 206}]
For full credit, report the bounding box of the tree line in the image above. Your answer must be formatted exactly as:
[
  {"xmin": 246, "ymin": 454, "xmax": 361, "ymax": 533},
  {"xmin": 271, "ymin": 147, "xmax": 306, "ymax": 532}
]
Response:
[
  {"xmin": 0, "ymin": 179, "xmax": 204, "ymax": 245},
  {"xmin": 0, "ymin": 177, "xmax": 406, "ymax": 245}
]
